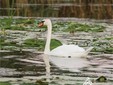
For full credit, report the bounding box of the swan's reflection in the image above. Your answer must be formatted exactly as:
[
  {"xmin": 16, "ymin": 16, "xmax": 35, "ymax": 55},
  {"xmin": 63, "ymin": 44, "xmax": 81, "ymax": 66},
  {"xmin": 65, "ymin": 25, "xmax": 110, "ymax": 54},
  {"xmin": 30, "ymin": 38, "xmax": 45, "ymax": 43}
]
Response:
[
  {"xmin": 49, "ymin": 55, "xmax": 89, "ymax": 72},
  {"xmin": 43, "ymin": 54, "xmax": 51, "ymax": 81}
]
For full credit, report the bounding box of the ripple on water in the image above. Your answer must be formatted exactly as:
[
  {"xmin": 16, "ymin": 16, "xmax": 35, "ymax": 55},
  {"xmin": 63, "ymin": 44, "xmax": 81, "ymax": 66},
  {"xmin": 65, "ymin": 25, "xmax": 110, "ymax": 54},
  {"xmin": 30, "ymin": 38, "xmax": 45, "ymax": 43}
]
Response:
[{"xmin": 0, "ymin": 51, "xmax": 113, "ymax": 84}]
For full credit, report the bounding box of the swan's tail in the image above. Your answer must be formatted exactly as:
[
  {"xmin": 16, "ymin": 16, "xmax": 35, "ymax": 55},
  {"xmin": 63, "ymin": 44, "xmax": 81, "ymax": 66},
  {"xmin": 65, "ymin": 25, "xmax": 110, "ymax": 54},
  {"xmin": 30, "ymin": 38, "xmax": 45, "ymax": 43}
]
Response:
[{"xmin": 83, "ymin": 47, "xmax": 93, "ymax": 57}]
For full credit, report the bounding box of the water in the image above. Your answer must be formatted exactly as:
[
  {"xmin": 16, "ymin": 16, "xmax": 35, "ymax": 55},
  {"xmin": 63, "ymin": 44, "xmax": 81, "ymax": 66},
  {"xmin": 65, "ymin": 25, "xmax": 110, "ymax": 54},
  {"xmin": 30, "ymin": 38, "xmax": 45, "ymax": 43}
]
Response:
[
  {"xmin": 0, "ymin": 18, "xmax": 113, "ymax": 84},
  {"xmin": 0, "ymin": 50, "xmax": 113, "ymax": 85}
]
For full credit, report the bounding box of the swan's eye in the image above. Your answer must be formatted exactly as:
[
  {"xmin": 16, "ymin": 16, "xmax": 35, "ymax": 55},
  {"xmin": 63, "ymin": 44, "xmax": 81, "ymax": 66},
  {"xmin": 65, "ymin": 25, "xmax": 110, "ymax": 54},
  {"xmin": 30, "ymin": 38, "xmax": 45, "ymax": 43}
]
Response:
[{"xmin": 38, "ymin": 21, "xmax": 44, "ymax": 27}]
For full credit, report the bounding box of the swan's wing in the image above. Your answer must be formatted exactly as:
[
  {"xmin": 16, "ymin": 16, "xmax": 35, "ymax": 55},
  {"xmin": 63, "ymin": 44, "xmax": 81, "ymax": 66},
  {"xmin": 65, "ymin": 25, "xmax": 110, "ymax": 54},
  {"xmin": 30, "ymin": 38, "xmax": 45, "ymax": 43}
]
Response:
[
  {"xmin": 85, "ymin": 47, "xmax": 93, "ymax": 54},
  {"xmin": 82, "ymin": 47, "xmax": 93, "ymax": 57},
  {"xmin": 49, "ymin": 44, "xmax": 85, "ymax": 57}
]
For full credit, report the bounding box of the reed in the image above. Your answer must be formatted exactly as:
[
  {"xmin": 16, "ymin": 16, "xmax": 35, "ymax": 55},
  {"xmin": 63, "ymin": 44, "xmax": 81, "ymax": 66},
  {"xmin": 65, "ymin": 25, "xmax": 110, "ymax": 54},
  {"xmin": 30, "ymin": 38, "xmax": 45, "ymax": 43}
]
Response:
[{"xmin": 0, "ymin": 0, "xmax": 113, "ymax": 19}]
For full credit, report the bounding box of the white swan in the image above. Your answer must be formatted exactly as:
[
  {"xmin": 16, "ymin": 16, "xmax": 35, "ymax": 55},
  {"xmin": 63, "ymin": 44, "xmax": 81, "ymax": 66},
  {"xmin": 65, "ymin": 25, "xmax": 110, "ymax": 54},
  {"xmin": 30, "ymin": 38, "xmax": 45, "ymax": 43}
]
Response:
[{"xmin": 38, "ymin": 19, "xmax": 93, "ymax": 58}]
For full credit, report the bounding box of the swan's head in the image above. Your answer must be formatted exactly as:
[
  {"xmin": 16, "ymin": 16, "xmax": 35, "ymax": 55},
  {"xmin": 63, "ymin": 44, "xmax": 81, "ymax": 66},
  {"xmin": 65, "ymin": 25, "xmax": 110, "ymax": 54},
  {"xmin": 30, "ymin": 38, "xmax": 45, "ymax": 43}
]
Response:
[{"xmin": 38, "ymin": 19, "xmax": 51, "ymax": 27}]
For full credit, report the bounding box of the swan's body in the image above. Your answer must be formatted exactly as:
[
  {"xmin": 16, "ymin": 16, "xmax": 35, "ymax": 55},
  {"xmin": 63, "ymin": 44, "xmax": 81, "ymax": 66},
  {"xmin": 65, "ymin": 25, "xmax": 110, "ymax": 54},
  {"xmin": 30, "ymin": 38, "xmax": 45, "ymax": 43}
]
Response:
[
  {"xmin": 38, "ymin": 19, "xmax": 93, "ymax": 58},
  {"xmin": 49, "ymin": 44, "xmax": 85, "ymax": 57}
]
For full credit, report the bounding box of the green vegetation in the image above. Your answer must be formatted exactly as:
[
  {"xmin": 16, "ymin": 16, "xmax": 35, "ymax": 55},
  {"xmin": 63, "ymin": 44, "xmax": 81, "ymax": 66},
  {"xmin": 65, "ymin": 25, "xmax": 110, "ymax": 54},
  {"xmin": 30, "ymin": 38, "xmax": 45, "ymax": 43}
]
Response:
[
  {"xmin": 0, "ymin": 36, "xmax": 21, "ymax": 50},
  {"xmin": 63, "ymin": 22, "xmax": 105, "ymax": 33},
  {"xmin": 0, "ymin": 38, "xmax": 18, "ymax": 47},
  {"xmin": 23, "ymin": 39, "xmax": 45, "ymax": 51},
  {"xmin": 0, "ymin": 18, "xmax": 106, "ymax": 32},
  {"xmin": 0, "ymin": 18, "xmax": 34, "ymax": 31},
  {"xmin": 20, "ymin": 83, "xmax": 38, "ymax": 85},
  {"xmin": 50, "ymin": 39, "xmax": 62, "ymax": 50},
  {"xmin": 0, "ymin": 82, "xmax": 11, "ymax": 85},
  {"xmin": 0, "ymin": 18, "xmax": 112, "ymax": 54},
  {"xmin": 0, "ymin": 82, "xmax": 48, "ymax": 85},
  {"xmin": 23, "ymin": 39, "xmax": 62, "ymax": 51},
  {"xmin": 92, "ymin": 38, "xmax": 113, "ymax": 54},
  {"xmin": 0, "ymin": 36, "xmax": 62, "ymax": 51},
  {"xmin": 104, "ymin": 36, "xmax": 113, "ymax": 40}
]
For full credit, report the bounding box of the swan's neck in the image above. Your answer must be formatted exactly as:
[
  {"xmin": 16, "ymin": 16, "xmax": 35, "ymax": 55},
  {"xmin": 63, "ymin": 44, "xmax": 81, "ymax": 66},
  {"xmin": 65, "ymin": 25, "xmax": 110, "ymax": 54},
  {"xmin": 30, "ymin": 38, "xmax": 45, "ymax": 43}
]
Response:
[{"xmin": 44, "ymin": 23, "xmax": 52, "ymax": 54}]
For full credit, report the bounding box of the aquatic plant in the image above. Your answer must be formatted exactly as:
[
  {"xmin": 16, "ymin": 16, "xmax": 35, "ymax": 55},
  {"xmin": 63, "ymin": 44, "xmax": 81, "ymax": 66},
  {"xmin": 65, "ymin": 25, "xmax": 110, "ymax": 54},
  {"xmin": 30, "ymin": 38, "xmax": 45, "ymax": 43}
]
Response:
[
  {"xmin": 0, "ymin": 18, "xmax": 13, "ymax": 30},
  {"xmin": 0, "ymin": 18, "xmax": 35, "ymax": 31},
  {"xmin": 0, "ymin": 18, "xmax": 112, "ymax": 54},
  {"xmin": 104, "ymin": 37, "xmax": 113, "ymax": 40},
  {"xmin": 36, "ymin": 80, "xmax": 48, "ymax": 85},
  {"xmin": 0, "ymin": 82, "xmax": 11, "ymax": 85},
  {"xmin": 92, "ymin": 37, "xmax": 113, "ymax": 54},
  {"xmin": 64, "ymin": 22, "xmax": 105, "ymax": 33},
  {"xmin": 0, "ymin": 37, "xmax": 5, "ymax": 49},
  {"xmin": 23, "ymin": 39, "xmax": 45, "ymax": 51},
  {"xmin": 23, "ymin": 39, "xmax": 62, "ymax": 51},
  {"xmin": 53, "ymin": 22, "xmax": 70, "ymax": 32},
  {"xmin": 50, "ymin": 39, "xmax": 62, "ymax": 50},
  {"xmin": 96, "ymin": 76, "xmax": 107, "ymax": 82},
  {"xmin": 20, "ymin": 83, "xmax": 38, "ymax": 85},
  {"xmin": 0, "ymin": 18, "xmax": 105, "ymax": 32}
]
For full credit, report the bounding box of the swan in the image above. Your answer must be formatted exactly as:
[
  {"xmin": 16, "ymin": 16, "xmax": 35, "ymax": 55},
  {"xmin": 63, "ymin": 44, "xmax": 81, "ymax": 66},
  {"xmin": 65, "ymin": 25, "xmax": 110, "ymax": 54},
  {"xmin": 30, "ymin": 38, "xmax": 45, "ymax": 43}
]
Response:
[{"xmin": 38, "ymin": 19, "xmax": 93, "ymax": 58}]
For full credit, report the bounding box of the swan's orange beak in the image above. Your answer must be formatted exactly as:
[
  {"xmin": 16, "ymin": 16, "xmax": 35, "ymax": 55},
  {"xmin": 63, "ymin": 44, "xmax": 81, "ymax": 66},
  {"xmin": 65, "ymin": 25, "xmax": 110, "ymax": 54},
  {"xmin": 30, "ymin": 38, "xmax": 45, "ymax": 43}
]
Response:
[
  {"xmin": 38, "ymin": 22, "xmax": 43, "ymax": 27},
  {"xmin": 38, "ymin": 21, "xmax": 44, "ymax": 27}
]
